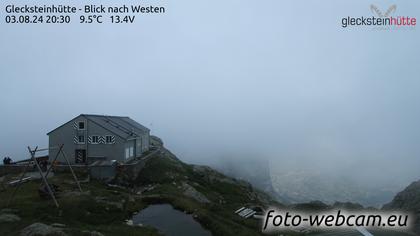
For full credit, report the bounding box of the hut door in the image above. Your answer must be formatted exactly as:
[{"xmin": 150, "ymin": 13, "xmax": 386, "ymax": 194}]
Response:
[{"xmin": 75, "ymin": 149, "xmax": 86, "ymax": 163}]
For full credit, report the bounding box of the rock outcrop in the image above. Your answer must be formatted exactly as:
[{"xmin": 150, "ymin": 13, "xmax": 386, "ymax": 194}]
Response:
[
  {"xmin": 182, "ymin": 182, "xmax": 210, "ymax": 203},
  {"xmin": 383, "ymin": 180, "xmax": 420, "ymax": 234},
  {"xmin": 20, "ymin": 223, "xmax": 67, "ymax": 236},
  {"xmin": 0, "ymin": 213, "xmax": 21, "ymax": 223}
]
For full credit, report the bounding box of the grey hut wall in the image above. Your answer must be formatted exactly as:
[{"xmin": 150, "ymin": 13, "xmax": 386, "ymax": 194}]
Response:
[
  {"xmin": 48, "ymin": 115, "xmax": 151, "ymax": 164},
  {"xmin": 48, "ymin": 116, "xmax": 85, "ymax": 164},
  {"xmin": 49, "ymin": 116, "xmax": 126, "ymax": 163},
  {"xmin": 86, "ymin": 120, "xmax": 125, "ymax": 162}
]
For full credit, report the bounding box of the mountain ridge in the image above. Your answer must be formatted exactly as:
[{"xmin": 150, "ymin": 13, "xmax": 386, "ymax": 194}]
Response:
[{"xmin": 383, "ymin": 179, "xmax": 420, "ymax": 234}]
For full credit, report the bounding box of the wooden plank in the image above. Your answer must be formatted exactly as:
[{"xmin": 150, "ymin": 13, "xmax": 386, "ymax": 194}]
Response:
[
  {"xmin": 8, "ymin": 177, "xmax": 32, "ymax": 186},
  {"xmin": 356, "ymin": 227, "xmax": 374, "ymax": 236},
  {"xmin": 244, "ymin": 210, "xmax": 256, "ymax": 218},
  {"xmin": 235, "ymin": 207, "xmax": 245, "ymax": 214}
]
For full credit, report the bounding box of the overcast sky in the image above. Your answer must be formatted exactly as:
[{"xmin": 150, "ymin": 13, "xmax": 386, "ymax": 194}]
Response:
[{"xmin": 1, "ymin": 0, "xmax": 419, "ymax": 187}]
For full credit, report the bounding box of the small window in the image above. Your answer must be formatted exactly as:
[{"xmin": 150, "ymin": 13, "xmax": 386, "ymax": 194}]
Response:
[
  {"xmin": 91, "ymin": 135, "xmax": 99, "ymax": 144},
  {"xmin": 125, "ymin": 146, "xmax": 134, "ymax": 159},
  {"xmin": 125, "ymin": 147, "xmax": 130, "ymax": 159},
  {"xmin": 105, "ymin": 135, "xmax": 113, "ymax": 144},
  {"xmin": 78, "ymin": 135, "xmax": 85, "ymax": 144},
  {"xmin": 78, "ymin": 121, "xmax": 85, "ymax": 130},
  {"xmin": 129, "ymin": 146, "xmax": 134, "ymax": 157}
]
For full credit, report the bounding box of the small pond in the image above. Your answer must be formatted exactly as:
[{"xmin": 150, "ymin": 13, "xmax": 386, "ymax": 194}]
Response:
[{"xmin": 132, "ymin": 204, "xmax": 212, "ymax": 236}]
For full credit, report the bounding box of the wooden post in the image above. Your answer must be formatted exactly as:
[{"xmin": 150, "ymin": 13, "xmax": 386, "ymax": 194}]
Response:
[
  {"xmin": 60, "ymin": 149, "xmax": 83, "ymax": 192},
  {"xmin": 7, "ymin": 147, "xmax": 37, "ymax": 207},
  {"xmin": 29, "ymin": 146, "xmax": 59, "ymax": 208},
  {"xmin": 44, "ymin": 144, "xmax": 64, "ymax": 179}
]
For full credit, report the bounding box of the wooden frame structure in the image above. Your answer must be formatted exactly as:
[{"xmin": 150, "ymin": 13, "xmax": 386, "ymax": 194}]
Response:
[{"xmin": 7, "ymin": 144, "xmax": 82, "ymax": 208}]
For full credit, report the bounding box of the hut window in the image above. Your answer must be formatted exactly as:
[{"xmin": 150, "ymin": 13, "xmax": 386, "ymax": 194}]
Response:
[
  {"xmin": 106, "ymin": 135, "xmax": 113, "ymax": 144},
  {"xmin": 78, "ymin": 121, "xmax": 85, "ymax": 130},
  {"xmin": 78, "ymin": 135, "xmax": 85, "ymax": 144},
  {"xmin": 91, "ymin": 135, "xmax": 99, "ymax": 144},
  {"xmin": 125, "ymin": 146, "xmax": 134, "ymax": 159}
]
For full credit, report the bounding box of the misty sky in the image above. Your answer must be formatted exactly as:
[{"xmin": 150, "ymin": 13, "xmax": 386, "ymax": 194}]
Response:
[{"xmin": 1, "ymin": 0, "xmax": 419, "ymax": 187}]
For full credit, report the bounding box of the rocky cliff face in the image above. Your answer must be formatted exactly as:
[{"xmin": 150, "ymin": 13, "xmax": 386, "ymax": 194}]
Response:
[
  {"xmin": 383, "ymin": 180, "xmax": 420, "ymax": 234},
  {"xmin": 208, "ymin": 156, "xmax": 286, "ymax": 203},
  {"xmin": 270, "ymin": 170, "xmax": 399, "ymax": 207}
]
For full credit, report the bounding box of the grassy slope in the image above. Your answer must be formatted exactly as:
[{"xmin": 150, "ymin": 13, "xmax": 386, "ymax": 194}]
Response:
[
  {"xmin": 0, "ymin": 152, "xmax": 287, "ymax": 236},
  {"xmin": 0, "ymin": 173, "xmax": 159, "ymax": 236},
  {"xmin": 124, "ymin": 154, "xmax": 281, "ymax": 236}
]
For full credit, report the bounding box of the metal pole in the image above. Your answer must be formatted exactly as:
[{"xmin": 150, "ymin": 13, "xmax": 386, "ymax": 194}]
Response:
[
  {"xmin": 7, "ymin": 147, "xmax": 36, "ymax": 207},
  {"xmin": 60, "ymin": 149, "xmax": 83, "ymax": 192},
  {"xmin": 29, "ymin": 146, "xmax": 59, "ymax": 208}
]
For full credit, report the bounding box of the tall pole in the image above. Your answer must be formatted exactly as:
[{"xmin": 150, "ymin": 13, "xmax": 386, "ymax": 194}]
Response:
[
  {"xmin": 60, "ymin": 149, "xmax": 82, "ymax": 192},
  {"xmin": 44, "ymin": 144, "xmax": 64, "ymax": 179},
  {"xmin": 29, "ymin": 146, "xmax": 59, "ymax": 208}
]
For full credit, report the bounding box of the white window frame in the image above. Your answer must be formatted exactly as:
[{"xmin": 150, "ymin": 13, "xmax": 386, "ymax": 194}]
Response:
[
  {"xmin": 125, "ymin": 146, "xmax": 134, "ymax": 159},
  {"xmin": 78, "ymin": 135, "xmax": 85, "ymax": 144},
  {"xmin": 91, "ymin": 135, "xmax": 99, "ymax": 144},
  {"xmin": 78, "ymin": 121, "xmax": 85, "ymax": 130},
  {"xmin": 129, "ymin": 146, "xmax": 134, "ymax": 157},
  {"xmin": 125, "ymin": 147, "xmax": 130, "ymax": 159},
  {"xmin": 105, "ymin": 135, "xmax": 113, "ymax": 144}
]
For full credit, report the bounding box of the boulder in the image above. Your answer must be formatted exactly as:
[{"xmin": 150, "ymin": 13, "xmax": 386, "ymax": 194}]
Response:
[
  {"xmin": 50, "ymin": 223, "xmax": 66, "ymax": 228},
  {"xmin": 0, "ymin": 208, "xmax": 19, "ymax": 214},
  {"xmin": 20, "ymin": 223, "xmax": 67, "ymax": 236},
  {"xmin": 90, "ymin": 231, "xmax": 104, "ymax": 236},
  {"xmin": 126, "ymin": 219, "xmax": 133, "ymax": 226},
  {"xmin": 0, "ymin": 213, "xmax": 21, "ymax": 223},
  {"xmin": 82, "ymin": 231, "xmax": 104, "ymax": 236},
  {"xmin": 182, "ymin": 182, "xmax": 210, "ymax": 203}
]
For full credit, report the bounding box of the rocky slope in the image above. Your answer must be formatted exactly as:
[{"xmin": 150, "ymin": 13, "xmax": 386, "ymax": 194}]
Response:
[
  {"xmin": 383, "ymin": 180, "xmax": 420, "ymax": 234},
  {"xmin": 209, "ymin": 156, "xmax": 286, "ymax": 203},
  {"xmin": 0, "ymin": 146, "xmax": 281, "ymax": 236},
  {"xmin": 2, "ymin": 138, "xmax": 417, "ymax": 236},
  {"xmin": 209, "ymin": 157, "xmax": 399, "ymax": 208},
  {"xmin": 270, "ymin": 169, "xmax": 398, "ymax": 207}
]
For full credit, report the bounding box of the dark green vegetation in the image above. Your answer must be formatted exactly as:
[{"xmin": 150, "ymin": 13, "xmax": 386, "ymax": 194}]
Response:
[
  {"xmin": 120, "ymin": 153, "xmax": 281, "ymax": 236},
  {"xmin": 0, "ymin": 151, "xmax": 281, "ymax": 236},
  {"xmin": 2, "ymin": 151, "xmax": 417, "ymax": 236},
  {"xmin": 0, "ymin": 172, "xmax": 158, "ymax": 236}
]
